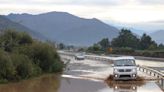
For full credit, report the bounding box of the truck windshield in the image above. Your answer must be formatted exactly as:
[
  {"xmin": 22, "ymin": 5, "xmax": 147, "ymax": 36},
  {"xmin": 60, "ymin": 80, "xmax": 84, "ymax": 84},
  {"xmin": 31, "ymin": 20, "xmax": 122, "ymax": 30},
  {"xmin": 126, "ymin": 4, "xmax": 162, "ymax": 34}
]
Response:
[{"xmin": 114, "ymin": 59, "xmax": 136, "ymax": 66}]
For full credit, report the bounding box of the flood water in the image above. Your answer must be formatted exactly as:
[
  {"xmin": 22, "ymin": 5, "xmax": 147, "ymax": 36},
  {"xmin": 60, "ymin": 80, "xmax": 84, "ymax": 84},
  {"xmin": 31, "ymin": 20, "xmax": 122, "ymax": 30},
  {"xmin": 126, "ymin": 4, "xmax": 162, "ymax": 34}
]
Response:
[
  {"xmin": 0, "ymin": 54, "xmax": 163, "ymax": 92},
  {"xmin": 136, "ymin": 59, "xmax": 164, "ymax": 67},
  {"xmin": 0, "ymin": 74, "xmax": 162, "ymax": 92}
]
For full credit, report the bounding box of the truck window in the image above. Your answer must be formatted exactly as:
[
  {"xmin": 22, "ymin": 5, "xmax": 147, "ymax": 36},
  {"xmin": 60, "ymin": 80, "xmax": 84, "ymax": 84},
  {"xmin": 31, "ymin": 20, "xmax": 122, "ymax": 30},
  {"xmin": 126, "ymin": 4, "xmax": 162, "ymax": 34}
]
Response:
[{"xmin": 114, "ymin": 59, "xmax": 136, "ymax": 66}]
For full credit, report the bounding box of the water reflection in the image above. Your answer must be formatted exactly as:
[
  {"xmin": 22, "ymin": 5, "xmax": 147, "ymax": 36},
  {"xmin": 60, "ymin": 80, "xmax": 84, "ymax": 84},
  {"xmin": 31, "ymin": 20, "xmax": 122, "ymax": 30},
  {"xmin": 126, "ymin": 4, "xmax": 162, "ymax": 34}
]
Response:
[
  {"xmin": 105, "ymin": 80, "xmax": 163, "ymax": 92},
  {"xmin": 58, "ymin": 77, "xmax": 106, "ymax": 92},
  {"xmin": 112, "ymin": 83, "xmax": 137, "ymax": 92},
  {"xmin": 0, "ymin": 74, "xmax": 61, "ymax": 92},
  {"xmin": 0, "ymin": 74, "xmax": 162, "ymax": 92}
]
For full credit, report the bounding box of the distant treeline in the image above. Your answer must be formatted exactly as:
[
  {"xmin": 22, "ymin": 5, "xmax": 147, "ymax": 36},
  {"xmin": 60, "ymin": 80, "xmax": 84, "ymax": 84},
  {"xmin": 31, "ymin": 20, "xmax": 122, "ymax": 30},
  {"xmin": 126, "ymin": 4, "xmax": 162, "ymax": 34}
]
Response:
[
  {"xmin": 0, "ymin": 30, "xmax": 64, "ymax": 83},
  {"xmin": 87, "ymin": 29, "xmax": 164, "ymax": 58}
]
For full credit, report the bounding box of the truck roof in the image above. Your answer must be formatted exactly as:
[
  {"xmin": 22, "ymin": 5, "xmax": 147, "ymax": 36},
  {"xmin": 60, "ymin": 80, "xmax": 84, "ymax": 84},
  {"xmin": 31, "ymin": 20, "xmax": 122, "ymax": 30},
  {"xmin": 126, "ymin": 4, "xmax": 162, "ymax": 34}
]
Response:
[{"xmin": 112, "ymin": 56, "xmax": 135, "ymax": 61}]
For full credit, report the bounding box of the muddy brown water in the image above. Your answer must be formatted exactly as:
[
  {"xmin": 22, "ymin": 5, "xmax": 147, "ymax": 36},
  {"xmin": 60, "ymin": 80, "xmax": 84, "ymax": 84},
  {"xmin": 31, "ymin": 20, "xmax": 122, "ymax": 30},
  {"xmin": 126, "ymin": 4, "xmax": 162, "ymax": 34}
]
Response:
[{"xmin": 0, "ymin": 74, "xmax": 162, "ymax": 92}]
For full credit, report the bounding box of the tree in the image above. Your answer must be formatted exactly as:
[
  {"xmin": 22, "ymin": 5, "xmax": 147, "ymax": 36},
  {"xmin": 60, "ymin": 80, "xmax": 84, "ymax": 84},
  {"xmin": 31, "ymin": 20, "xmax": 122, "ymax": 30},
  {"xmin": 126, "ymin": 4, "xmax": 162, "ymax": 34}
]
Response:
[
  {"xmin": 140, "ymin": 33, "xmax": 157, "ymax": 50},
  {"xmin": 0, "ymin": 30, "xmax": 64, "ymax": 82},
  {"xmin": 88, "ymin": 44, "xmax": 101, "ymax": 52},
  {"xmin": 58, "ymin": 43, "xmax": 65, "ymax": 50},
  {"xmin": 158, "ymin": 44, "xmax": 164, "ymax": 49},
  {"xmin": 11, "ymin": 54, "xmax": 34, "ymax": 79},
  {"xmin": 111, "ymin": 29, "xmax": 140, "ymax": 49},
  {"xmin": 148, "ymin": 44, "xmax": 157, "ymax": 50},
  {"xmin": 98, "ymin": 38, "xmax": 110, "ymax": 51},
  {"xmin": 0, "ymin": 30, "xmax": 33, "ymax": 52},
  {"xmin": 18, "ymin": 32, "xmax": 33, "ymax": 45},
  {"xmin": 0, "ymin": 50, "xmax": 15, "ymax": 80}
]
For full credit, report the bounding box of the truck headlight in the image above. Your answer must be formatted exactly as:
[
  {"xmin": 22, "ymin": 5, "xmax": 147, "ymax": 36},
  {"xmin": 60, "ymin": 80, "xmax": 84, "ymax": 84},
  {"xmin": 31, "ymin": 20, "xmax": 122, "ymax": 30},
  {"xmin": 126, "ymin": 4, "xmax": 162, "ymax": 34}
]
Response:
[
  {"xmin": 114, "ymin": 74, "xmax": 118, "ymax": 78},
  {"xmin": 132, "ymin": 74, "xmax": 136, "ymax": 77},
  {"xmin": 114, "ymin": 86, "xmax": 118, "ymax": 89}
]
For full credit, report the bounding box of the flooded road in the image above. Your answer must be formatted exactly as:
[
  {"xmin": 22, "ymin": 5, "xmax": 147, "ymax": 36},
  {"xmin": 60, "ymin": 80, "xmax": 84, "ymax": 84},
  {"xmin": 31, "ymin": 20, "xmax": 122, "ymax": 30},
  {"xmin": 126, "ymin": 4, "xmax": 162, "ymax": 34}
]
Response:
[
  {"xmin": 0, "ymin": 74, "xmax": 162, "ymax": 92},
  {"xmin": 0, "ymin": 54, "xmax": 163, "ymax": 92},
  {"xmin": 136, "ymin": 59, "xmax": 164, "ymax": 67}
]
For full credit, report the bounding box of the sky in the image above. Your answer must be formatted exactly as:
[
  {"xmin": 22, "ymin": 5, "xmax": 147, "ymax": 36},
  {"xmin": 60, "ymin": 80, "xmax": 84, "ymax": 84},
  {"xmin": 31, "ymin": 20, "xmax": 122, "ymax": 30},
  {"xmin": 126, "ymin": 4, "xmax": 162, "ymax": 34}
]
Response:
[{"xmin": 0, "ymin": 0, "xmax": 164, "ymax": 32}]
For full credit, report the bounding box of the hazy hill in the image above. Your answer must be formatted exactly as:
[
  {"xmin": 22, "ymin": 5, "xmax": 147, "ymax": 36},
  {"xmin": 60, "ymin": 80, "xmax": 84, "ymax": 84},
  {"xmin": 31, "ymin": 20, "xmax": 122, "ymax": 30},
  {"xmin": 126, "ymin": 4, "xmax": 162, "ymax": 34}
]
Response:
[
  {"xmin": 150, "ymin": 30, "xmax": 164, "ymax": 44},
  {"xmin": 7, "ymin": 12, "xmax": 119, "ymax": 46},
  {"xmin": 0, "ymin": 15, "xmax": 46, "ymax": 40}
]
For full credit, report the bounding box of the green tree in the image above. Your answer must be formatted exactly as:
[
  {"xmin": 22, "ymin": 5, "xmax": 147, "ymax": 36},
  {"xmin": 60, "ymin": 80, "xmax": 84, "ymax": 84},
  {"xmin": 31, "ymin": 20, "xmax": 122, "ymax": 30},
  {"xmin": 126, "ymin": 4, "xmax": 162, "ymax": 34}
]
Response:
[
  {"xmin": 0, "ymin": 30, "xmax": 64, "ymax": 82},
  {"xmin": 18, "ymin": 32, "xmax": 33, "ymax": 45},
  {"xmin": 0, "ymin": 50, "xmax": 15, "ymax": 81},
  {"xmin": 111, "ymin": 29, "xmax": 140, "ymax": 49},
  {"xmin": 11, "ymin": 54, "xmax": 35, "ymax": 79},
  {"xmin": 140, "ymin": 33, "xmax": 157, "ymax": 50},
  {"xmin": 58, "ymin": 43, "xmax": 65, "ymax": 50},
  {"xmin": 0, "ymin": 30, "xmax": 33, "ymax": 52},
  {"xmin": 98, "ymin": 38, "xmax": 110, "ymax": 51},
  {"xmin": 158, "ymin": 44, "xmax": 164, "ymax": 50},
  {"xmin": 88, "ymin": 44, "xmax": 101, "ymax": 52},
  {"xmin": 20, "ymin": 42, "xmax": 62, "ymax": 73}
]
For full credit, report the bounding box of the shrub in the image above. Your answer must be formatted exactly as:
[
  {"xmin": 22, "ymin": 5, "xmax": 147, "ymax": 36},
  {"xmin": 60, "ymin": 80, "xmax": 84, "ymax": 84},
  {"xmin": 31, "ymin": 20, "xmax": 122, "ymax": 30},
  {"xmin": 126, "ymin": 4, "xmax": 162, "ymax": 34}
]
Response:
[
  {"xmin": 0, "ymin": 50, "xmax": 15, "ymax": 81},
  {"xmin": 13, "ymin": 42, "xmax": 63, "ymax": 73},
  {"xmin": 0, "ymin": 30, "xmax": 63, "ymax": 82},
  {"xmin": 11, "ymin": 54, "xmax": 35, "ymax": 79},
  {"xmin": 28, "ymin": 42, "xmax": 62, "ymax": 72},
  {"xmin": 18, "ymin": 32, "xmax": 33, "ymax": 45},
  {"xmin": 0, "ymin": 30, "xmax": 33, "ymax": 52}
]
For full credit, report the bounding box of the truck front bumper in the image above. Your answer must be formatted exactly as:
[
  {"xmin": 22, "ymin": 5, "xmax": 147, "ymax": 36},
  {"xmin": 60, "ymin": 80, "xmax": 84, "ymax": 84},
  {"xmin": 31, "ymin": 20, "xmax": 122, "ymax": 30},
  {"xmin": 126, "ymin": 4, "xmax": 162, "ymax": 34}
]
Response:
[{"xmin": 113, "ymin": 73, "xmax": 137, "ymax": 80}]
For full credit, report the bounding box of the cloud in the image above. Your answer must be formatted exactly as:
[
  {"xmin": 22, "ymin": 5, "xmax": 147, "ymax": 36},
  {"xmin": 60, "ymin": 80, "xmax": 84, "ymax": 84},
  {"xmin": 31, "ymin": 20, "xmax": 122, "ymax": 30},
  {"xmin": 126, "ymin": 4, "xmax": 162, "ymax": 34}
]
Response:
[
  {"xmin": 0, "ymin": 0, "xmax": 164, "ymax": 24},
  {"xmin": 1, "ymin": 0, "xmax": 164, "ymax": 6},
  {"xmin": 1, "ymin": 0, "xmax": 164, "ymax": 7},
  {"xmin": 138, "ymin": 0, "xmax": 164, "ymax": 5},
  {"xmin": 0, "ymin": 0, "xmax": 139, "ymax": 6}
]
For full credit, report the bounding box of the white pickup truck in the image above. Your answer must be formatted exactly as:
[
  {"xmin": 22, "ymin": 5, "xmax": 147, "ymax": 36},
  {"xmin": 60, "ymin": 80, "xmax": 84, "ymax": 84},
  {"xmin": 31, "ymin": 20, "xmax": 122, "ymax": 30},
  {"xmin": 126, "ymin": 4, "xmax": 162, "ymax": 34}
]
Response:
[{"xmin": 113, "ymin": 56, "xmax": 137, "ymax": 80}]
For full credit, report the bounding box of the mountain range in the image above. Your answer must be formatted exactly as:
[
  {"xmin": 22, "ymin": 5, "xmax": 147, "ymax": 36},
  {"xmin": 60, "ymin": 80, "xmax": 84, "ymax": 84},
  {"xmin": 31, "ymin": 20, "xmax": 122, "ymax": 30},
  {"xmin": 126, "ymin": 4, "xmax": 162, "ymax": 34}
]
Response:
[
  {"xmin": 150, "ymin": 30, "xmax": 164, "ymax": 44},
  {"xmin": 0, "ymin": 11, "xmax": 163, "ymax": 45},
  {"xmin": 6, "ymin": 12, "xmax": 120, "ymax": 46},
  {"xmin": 0, "ymin": 15, "xmax": 46, "ymax": 40}
]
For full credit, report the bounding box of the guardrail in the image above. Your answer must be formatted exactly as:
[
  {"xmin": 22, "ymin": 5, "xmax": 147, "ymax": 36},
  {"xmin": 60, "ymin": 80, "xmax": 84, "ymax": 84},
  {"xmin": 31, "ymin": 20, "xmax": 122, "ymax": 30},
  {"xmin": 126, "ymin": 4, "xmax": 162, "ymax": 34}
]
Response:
[
  {"xmin": 138, "ymin": 66, "xmax": 164, "ymax": 90},
  {"xmin": 138, "ymin": 66, "xmax": 164, "ymax": 79},
  {"xmin": 59, "ymin": 52, "xmax": 74, "ymax": 57},
  {"xmin": 58, "ymin": 52, "xmax": 113, "ymax": 62},
  {"xmin": 85, "ymin": 55, "xmax": 113, "ymax": 62}
]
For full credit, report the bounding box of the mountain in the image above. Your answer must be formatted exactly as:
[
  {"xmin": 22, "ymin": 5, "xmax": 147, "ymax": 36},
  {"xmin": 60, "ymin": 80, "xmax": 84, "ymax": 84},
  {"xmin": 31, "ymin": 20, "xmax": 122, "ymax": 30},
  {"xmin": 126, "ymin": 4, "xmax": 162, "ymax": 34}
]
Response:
[
  {"xmin": 150, "ymin": 30, "xmax": 164, "ymax": 44},
  {"xmin": 0, "ymin": 15, "xmax": 46, "ymax": 40},
  {"xmin": 7, "ymin": 12, "xmax": 119, "ymax": 46}
]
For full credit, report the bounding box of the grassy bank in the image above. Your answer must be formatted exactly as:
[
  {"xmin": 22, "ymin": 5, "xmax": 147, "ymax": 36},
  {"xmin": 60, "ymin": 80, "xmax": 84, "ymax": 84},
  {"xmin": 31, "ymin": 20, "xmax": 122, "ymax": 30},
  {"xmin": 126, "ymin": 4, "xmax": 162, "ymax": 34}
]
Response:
[
  {"xmin": 111, "ymin": 48, "xmax": 164, "ymax": 58},
  {"xmin": 87, "ymin": 48, "xmax": 164, "ymax": 58},
  {"xmin": 0, "ymin": 30, "xmax": 64, "ymax": 83}
]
